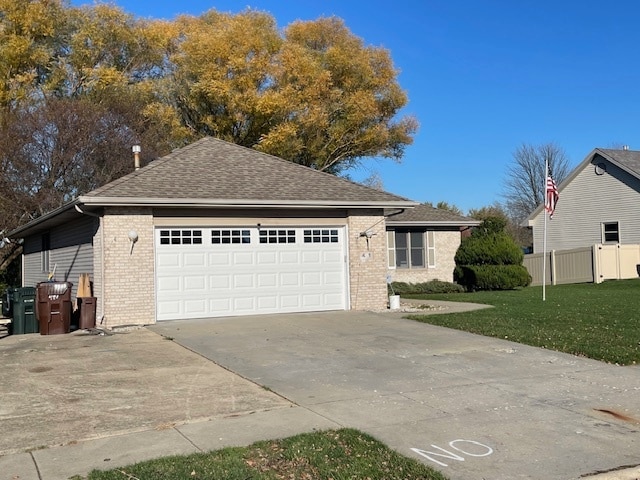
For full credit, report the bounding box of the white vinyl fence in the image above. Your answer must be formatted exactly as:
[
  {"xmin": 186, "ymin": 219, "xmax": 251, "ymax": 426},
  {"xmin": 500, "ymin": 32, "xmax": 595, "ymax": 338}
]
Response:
[{"xmin": 524, "ymin": 244, "xmax": 640, "ymax": 286}]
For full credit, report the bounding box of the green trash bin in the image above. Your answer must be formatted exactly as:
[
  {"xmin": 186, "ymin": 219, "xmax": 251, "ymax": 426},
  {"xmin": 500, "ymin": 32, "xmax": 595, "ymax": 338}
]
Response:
[{"xmin": 7, "ymin": 287, "xmax": 38, "ymax": 335}]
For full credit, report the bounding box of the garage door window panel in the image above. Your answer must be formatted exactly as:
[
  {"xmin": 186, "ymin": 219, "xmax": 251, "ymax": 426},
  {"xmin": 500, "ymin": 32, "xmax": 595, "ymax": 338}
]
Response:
[
  {"xmin": 260, "ymin": 229, "xmax": 296, "ymax": 244},
  {"xmin": 304, "ymin": 229, "xmax": 339, "ymax": 243},
  {"xmin": 159, "ymin": 229, "xmax": 202, "ymax": 245},
  {"xmin": 211, "ymin": 229, "xmax": 250, "ymax": 244}
]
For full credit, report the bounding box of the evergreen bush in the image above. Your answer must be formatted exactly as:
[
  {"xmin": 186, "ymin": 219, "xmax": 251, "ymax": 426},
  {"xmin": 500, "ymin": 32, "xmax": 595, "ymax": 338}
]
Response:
[
  {"xmin": 454, "ymin": 216, "xmax": 531, "ymax": 291},
  {"xmin": 454, "ymin": 265, "xmax": 531, "ymax": 291},
  {"xmin": 389, "ymin": 280, "xmax": 464, "ymax": 295}
]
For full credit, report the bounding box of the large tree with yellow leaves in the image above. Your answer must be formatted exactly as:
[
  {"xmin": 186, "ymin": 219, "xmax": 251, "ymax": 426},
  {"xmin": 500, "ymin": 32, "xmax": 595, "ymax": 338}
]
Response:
[{"xmin": 0, "ymin": 1, "xmax": 416, "ymax": 235}]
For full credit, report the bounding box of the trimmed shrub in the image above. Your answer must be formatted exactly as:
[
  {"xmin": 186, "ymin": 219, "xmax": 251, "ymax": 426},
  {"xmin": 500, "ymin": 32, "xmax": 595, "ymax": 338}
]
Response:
[
  {"xmin": 454, "ymin": 265, "xmax": 531, "ymax": 291},
  {"xmin": 389, "ymin": 280, "xmax": 464, "ymax": 295},
  {"xmin": 455, "ymin": 232, "xmax": 524, "ymax": 266},
  {"xmin": 454, "ymin": 216, "xmax": 531, "ymax": 291}
]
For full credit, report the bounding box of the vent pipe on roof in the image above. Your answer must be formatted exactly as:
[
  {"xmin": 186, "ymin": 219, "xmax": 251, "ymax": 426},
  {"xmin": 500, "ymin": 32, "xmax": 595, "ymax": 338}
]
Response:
[
  {"xmin": 132, "ymin": 145, "xmax": 141, "ymax": 170},
  {"xmin": 623, "ymin": 145, "xmax": 629, "ymax": 151}
]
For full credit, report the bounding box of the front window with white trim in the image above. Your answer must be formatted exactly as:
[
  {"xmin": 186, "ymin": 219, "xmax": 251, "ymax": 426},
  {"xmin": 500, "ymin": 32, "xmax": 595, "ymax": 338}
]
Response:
[{"xmin": 387, "ymin": 229, "xmax": 436, "ymax": 269}]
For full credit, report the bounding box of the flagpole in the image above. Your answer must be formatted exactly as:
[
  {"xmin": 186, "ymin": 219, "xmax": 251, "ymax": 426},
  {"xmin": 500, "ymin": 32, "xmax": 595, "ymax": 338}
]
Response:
[{"xmin": 542, "ymin": 158, "xmax": 548, "ymax": 302}]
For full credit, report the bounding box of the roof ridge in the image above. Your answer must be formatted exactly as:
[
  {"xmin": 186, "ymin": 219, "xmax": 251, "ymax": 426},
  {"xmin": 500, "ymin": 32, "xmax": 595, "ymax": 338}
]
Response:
[
  {"xmin": 204, "ymin": 136, "xmax": 415, "ymax": 202},
  {"xmin": 80, "ymin": 135, "xmax": 415, "ymax": 205}
]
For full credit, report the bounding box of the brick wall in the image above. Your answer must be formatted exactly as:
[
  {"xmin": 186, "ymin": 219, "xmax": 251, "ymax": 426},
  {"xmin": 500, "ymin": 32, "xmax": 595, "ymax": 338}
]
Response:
[
  {"xmin": 101, "ymin": 208, "xmax": 155, "ymax": 327},
  {"xmin": 347, "ymin": 210, "xmax": 388, "ymax": 310},
  {"xmin": 389, "ymin": 230, "xmax": 461, "ymax": 284}
]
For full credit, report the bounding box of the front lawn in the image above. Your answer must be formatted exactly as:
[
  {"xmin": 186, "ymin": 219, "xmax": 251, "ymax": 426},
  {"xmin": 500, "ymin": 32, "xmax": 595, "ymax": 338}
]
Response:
[
  {"xmin": 405, "ymin": 279, "xmax": 640, "ymax": 365},
  {"xmin": 80, "ymin": 429, "xmax": 447, "ymax": 480}
]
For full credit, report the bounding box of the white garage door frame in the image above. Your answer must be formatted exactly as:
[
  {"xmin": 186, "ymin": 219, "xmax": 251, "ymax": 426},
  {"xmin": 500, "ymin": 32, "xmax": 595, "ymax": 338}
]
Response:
[{"xmin": 154, "ymin": 225, "xmax": 350, "ymax": 320}]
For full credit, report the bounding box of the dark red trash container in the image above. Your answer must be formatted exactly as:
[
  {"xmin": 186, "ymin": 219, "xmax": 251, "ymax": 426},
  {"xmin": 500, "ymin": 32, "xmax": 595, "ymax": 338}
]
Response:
[
  {"xmin": 78, "ymin": 297, "xmax": 97, "ymax": 329},
  {"xmin": 36, "ymin": 282, "xmax": 73, "ymax": 335}
]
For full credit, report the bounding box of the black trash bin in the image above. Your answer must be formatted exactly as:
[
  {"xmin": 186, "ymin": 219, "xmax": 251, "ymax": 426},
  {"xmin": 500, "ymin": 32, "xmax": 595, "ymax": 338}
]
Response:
[
  {"xmin": 5, "ymin": 287, "xmax": 38, "ymax": 334},
  {"xmin": 36, "ymin": 282, "xmax": 73, "ymax": 335}
]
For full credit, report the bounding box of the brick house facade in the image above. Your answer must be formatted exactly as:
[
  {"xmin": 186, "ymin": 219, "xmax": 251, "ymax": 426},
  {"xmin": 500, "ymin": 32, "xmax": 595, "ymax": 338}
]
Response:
[
  {"xmin": 11, "ymin": 138, "xmax": 416, "ymax": 327},
  {"xmin": 385, "ymin": 204, "xmax": 479, "ymax": 284}
]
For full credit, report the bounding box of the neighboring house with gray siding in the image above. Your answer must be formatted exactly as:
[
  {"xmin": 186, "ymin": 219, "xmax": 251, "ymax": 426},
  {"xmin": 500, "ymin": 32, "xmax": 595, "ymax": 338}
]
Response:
[
  {"xmin": 526, "ymin": 148, "xmax": 640, "ymax": 253},
  {"xmin": 386, "ymin": 204, "xmax": 479, "ymax": 283},
  {"xmin": 9, "ymin": 137, "xmax": 417, "ymax": 328}
]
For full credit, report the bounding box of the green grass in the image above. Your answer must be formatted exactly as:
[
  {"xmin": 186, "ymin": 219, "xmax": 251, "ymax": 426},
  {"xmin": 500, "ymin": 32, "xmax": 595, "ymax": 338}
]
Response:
[
  {"xmin": 405, "ymin": 279, "xmax": 640, "ymax": 365},
  {"xmin": 80, "ymin": 429, "xmax": 447, "ymax": 480}
]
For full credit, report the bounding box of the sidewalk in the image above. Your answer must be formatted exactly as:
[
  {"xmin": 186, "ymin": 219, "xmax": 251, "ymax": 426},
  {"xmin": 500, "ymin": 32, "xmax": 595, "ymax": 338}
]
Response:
[{"xmin": 0, "ymin": 406, "xmax": 338, "ymax": 479}]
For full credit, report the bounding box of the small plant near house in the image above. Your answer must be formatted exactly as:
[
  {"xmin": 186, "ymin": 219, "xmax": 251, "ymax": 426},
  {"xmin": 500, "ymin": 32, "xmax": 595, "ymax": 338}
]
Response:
[
  {"xmin": 454, "ymin": 216, "xmax": 531, "ymax": 291},
  {"xmin": 389, "ymin": 280, "xmax": 464, "ymax": 295}
]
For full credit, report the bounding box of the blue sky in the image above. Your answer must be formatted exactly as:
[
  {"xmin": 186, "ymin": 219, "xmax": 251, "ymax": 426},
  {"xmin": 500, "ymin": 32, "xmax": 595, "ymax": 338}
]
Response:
[{"xmin": 74, "ymin": 0, "xmax": 640, "ymax": 213}]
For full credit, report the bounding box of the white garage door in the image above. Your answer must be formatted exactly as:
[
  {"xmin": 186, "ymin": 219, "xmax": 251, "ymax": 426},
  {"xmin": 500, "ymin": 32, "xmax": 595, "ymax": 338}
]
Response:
[{"xmin": 155, "ymin": 226, "xmax": 348, "ymax": 320}]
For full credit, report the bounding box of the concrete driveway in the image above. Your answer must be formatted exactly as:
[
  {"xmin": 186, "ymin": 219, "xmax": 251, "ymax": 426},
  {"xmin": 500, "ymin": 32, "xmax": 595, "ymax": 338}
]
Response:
[
  {"xmin": 0, "ymin": 328, "xmax": 290, "ymax": 455},
  {"xmin": 151, "ymin": 311, "xmax": 640, "ymax": 480}
]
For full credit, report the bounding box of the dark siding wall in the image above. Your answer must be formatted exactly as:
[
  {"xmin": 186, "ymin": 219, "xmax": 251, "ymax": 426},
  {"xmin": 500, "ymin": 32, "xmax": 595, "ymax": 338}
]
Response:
[{"xmin": 23, "ymin": 216, "xmax": 98, "ymax": 299}]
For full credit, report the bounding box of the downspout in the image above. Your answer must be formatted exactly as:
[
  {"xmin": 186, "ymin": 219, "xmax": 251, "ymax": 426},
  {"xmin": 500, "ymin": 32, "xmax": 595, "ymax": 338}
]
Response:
[{"xmin": 74, "ymin": 205, "xmax": 106, "ymax": 325}]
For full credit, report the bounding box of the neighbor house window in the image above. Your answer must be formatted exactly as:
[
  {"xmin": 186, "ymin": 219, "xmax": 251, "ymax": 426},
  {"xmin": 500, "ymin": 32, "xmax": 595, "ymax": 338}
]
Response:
[
  {"xmin": 602, "ymin": 222, "xmax": 619, "ymax": 243},
  {"xmin": 387, "ymin": 229, "xmax": 435, "ymax": 269}
]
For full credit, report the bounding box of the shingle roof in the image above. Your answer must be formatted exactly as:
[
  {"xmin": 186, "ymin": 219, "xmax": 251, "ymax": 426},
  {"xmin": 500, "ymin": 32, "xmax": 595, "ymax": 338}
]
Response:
[
  {"xmin": 524, "ymin": 147, "xmax": 640, "ymax": 224},
  {"xmin": 596, "ymin": 148, "xmax": 640, "ymax": 177},
  {"xmin": 83, "ymin": 137, "xmax": 414, "ymax": 207},
  {"xmin": 386, "ymin": 203, "xmax": 479, "ymax": 226}
]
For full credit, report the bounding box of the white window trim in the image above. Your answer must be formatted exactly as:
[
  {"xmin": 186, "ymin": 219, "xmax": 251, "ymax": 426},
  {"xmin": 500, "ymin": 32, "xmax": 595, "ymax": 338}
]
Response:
[
  {"xmin": 426, "ymin": 230, "xmax": 436, "ymax": 268},
  {"xmin": 387, "ymin": 230, "xmax": 396, "ymax": 269},
  {"xmin": 601, "ymin": 221, "xmax": 620, "ymax": 244},
  {"xmin": 388, "ymin": 229, "xmax": 436, "ymax": 269}
]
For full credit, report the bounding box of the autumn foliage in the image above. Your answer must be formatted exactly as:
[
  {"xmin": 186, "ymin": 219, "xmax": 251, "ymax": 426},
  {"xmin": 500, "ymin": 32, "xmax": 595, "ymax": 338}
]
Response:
[{"xmin": 0, "ymin": 1, "xmax": 416, "ymax": 233}]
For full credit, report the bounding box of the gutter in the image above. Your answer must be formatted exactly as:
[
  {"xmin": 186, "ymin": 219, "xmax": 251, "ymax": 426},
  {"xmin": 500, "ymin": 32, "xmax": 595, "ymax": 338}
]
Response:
[
  {"xmin": 386, "ymin": 220, "xmax": 482, "ymax": 227},
  {"xmin": 78, "ymin": 196, "xmax": 419, "ymax": 209},
  {"xmin": 8, "ymin": 199, "xmax": 82, "ymax": 238},
  {"xmin": 9, "ymin": 196, "xmax": 419, "ymax": 239}
]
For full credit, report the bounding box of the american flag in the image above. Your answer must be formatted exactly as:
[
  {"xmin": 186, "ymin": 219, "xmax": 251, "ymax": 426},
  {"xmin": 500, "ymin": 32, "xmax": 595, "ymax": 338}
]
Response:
[{"xmin": 545, "ymin": 175, "xmax": 559, "ymax": 218}]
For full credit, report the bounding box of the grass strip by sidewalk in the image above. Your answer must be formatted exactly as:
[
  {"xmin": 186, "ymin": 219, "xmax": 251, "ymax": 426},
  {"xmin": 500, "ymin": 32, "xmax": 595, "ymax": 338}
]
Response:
[
  {"xmin": 406, "ymin": 279, "xmax": 640, "ymax": 365},
  {"xmin": 80, "ymin": 428, "xmax": 447, "ymax": 480}
]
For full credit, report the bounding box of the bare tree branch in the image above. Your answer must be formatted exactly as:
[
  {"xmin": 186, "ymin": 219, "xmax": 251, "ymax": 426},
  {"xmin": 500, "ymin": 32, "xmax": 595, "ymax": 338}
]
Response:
[{"xmin": 502, "ymin": 142, "xmax": 570, "ymax": 223}]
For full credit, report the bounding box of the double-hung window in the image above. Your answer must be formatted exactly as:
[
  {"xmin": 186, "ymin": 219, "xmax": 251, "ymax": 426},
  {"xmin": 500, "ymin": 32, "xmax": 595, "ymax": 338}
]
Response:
[
  {"xmin": 387, "ymin": 229, "xmax": 435, "ymax": 269},
  {"xmin": 601, "ymin": 222, "xmax": 620, "ymax": 243}
]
